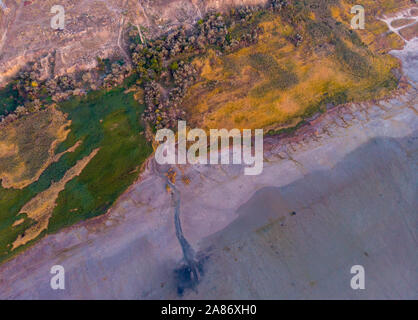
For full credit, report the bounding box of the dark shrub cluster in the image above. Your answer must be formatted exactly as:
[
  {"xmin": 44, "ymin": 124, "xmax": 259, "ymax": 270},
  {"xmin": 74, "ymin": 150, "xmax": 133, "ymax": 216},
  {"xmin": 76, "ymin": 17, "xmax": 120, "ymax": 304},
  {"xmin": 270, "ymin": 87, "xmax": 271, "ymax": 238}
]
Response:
[
  {"xmin": 131, "ymin": 44, "xmax": 163, "ymax": 83},
  {"xmin": 5, "ymin": 54, "xmax": 132, "ymax": 122},
  {"xmin": 129, "ymin": 8, "xmax": 267, "ymax": 131},
  {"xmin": 270, "ymin": 0, "xmax": 288, "ymax": 11},
  {"xmin": 288, "ymin": 33, "xmax": 304, "ymax": 47},
  {"xmin": 142, "ymin": 61, "xmax": 198, "ymax": 130}
]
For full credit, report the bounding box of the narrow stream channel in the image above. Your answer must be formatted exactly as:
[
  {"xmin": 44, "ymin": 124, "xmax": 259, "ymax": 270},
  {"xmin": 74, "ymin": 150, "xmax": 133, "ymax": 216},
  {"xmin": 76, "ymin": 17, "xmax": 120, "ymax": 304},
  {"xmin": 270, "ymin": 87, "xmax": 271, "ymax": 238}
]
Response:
[{"xmin": 165, "ymin": 174, "xmax": 201, "ymax": 294}]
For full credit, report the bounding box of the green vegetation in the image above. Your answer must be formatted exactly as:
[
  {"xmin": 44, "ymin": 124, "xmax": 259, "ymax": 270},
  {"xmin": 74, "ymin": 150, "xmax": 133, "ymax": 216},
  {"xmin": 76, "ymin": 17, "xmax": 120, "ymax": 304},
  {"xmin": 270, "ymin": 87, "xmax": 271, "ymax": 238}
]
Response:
[
  {"xmin": 0, "ymin": 0, "xmax": 409, "ymax": 263},
  {"xmin": 49, "ymin": 88, "xmax": 152, "ymax": 232},
  {"xmin": 248, "ymin": 53, "xmax": 298, "ymax": 97},
  {"xmin": 0, "ymin": 83, "xmax": 23, "ymax": 116},
  {"xmin": 0, "ymin": 88, "xmax": 152, "ymax": 263}
]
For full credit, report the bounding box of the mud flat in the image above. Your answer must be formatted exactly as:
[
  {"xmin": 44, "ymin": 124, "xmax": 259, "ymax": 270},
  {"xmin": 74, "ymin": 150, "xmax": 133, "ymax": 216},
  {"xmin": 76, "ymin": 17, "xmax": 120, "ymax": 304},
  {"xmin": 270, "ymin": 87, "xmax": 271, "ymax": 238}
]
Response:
[{"xmin": 0, "ymin": 19, "xmax": 417, "ymax": 301}]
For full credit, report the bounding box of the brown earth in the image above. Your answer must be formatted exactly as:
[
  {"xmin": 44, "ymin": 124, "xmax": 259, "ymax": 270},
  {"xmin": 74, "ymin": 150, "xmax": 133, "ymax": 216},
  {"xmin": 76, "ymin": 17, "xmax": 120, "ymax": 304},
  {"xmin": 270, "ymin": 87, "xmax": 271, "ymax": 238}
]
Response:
[
  {"xmin": 391, "ymin": 18, "xmax": 416, "ymax": 28},
  {"xmin": 0, "ymin": 0, "xmax": 268, "ymax": 86},
  {"xmin": 399, "ymin": 22, "xmax": 418, "ymax": 40}
]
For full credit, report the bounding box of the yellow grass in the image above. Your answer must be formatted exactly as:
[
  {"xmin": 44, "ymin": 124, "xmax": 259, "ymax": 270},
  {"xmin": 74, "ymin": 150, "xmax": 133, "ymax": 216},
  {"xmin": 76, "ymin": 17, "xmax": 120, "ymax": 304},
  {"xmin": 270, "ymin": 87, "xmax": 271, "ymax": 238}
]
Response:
[
  {"xmin": 0, "ymin": 107, "xmax": 79, "ymax": 189},
  {"xmin": 12, "ymin": 148, "xmax": 100, "ymax": 250},
  {"xmin": 182, "ymin": 11, "xmax": 401, "ymax": 131},
  {"xmin": 337, "ymin": 0, "xmax": 411, "ymax": 52}
]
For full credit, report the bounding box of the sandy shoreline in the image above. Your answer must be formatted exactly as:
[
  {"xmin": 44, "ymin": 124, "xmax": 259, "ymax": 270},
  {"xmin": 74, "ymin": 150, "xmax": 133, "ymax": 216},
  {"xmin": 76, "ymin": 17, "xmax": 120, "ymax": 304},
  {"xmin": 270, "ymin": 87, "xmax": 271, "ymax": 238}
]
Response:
[
  {"xmin": 0, "ymin": 82, "xmax": 416, "ymax": 298},
  {"xmin": 0, "ymin": 9, "xmax": 417, "ymax": 299}
]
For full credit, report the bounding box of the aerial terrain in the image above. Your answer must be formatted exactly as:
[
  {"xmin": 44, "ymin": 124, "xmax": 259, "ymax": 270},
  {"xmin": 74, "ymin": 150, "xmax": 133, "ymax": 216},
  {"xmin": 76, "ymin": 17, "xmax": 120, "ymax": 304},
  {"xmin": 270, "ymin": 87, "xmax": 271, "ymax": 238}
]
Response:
[{"xmin": 0, "ymin": 0, "xmax": 416, "ymax": 299}]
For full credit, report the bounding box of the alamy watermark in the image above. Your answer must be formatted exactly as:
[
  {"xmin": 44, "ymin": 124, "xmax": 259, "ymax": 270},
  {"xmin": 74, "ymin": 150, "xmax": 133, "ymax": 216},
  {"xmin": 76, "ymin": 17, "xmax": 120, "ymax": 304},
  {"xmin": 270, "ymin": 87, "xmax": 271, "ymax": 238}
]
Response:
[
  {"xmin": 50, "ymin": 5, "xmax": 65, "ymax": 30},
  {"xmin": 50, "ymin": 265, "xmax": 65, "ymax": 290},
  {"xmin": 350, "ymin": 265, "xmax": 365, "ymax": 290},
  {"xmin": 155, "ymin": 121, "xmax": 264, "ymax": 175},
  {"xmin": 351, "ymin": 5, "xmax": 365, "ymax": 30}
]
